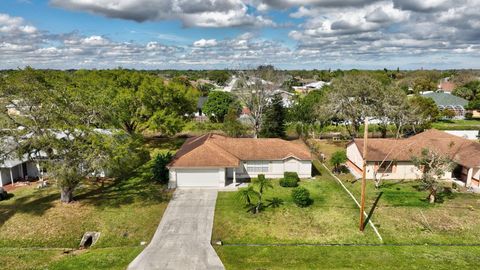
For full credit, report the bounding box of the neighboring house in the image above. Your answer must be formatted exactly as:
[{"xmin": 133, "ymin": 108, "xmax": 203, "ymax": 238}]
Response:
[
  {"xmin": 445, "ymin": 130, "xmax": 480, "ymax": 140},
  {"xmin": 422, "ymin": 92, "xmax": 468, "ymax": 118},
  {"xmin": 346, "ymin": 129, "xmax": 480, "ymax": 188},
  {"xmin": 271, "ymin": 89, "xmax": 294, "ymax": 108},
  {"xmin": 0, "ymin": 159, "xmax": 41, "ymax": 187},
  {"xmin": 167, "ymin": 133, "xmax": 312, "ymax": 188},
  {"xmin": 0, "ymin": 138, "xmax": 41, "ymax": 187},
  {"xmin": 238, "ymin": 107, "xmax": 254, "ymax": 126},
  {"xmin": 293, "ymin": 81, "xmax": 330, "ymax": 94},
  {"xmin": 437, "ymin": 77, "xmax": 456, "ymax": 93}
]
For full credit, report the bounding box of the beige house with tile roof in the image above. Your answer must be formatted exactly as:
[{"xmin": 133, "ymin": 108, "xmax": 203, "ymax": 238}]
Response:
[
  {"xmin": 346, "ymin": 129, "xmax": 480, "ymax": 188},
  {"xmin": 168, "ymin": 133, "xmax": 312, "ymax": 188}
]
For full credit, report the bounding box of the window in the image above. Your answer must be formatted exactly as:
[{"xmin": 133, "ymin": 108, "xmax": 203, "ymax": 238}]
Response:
[
  {"xmin": 246, "ymin": 161, "xmax": 269, "ymax": 173},
  {"xmin": 376, "ymin": 162, "xmax": 394, "ymax": 173}
]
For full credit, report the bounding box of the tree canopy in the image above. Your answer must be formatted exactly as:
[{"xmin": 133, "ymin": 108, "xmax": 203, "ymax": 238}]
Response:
[{"xmin": 203, "ymin": 91, "xmax": 238, "ymax": 123}]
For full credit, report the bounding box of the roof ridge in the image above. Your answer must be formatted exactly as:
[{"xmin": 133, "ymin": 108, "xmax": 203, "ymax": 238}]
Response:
[
  {"xmin": 208, "ymin": 137, "xmax": 242, "ymax": 160},
  {"xmin": 204, "ymin": 141, "xmax": 240, "ymax": 164}
]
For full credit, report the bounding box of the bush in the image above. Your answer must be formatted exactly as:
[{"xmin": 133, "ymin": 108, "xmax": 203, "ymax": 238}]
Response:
[
  {"xmin": 152, "ymin": 152, "xmax": 174, "ymax": 183},
  {"xmin": 258, "ymin": 174, "xmax": 266, "ymax": 181},
  {"xmin": 279, "ymin": 171, "xmax": 299, "ymax": 187},
  {"xmin": 291, "ymin": 186, "xmax": 313, "ymax": 207},
  {"xmin": 0, "ymin": 187, "xmax": 8, "ymax": 201},
  {"xmin": 465, "ymin": 112, "xmax": 473, "ymax": 120}
]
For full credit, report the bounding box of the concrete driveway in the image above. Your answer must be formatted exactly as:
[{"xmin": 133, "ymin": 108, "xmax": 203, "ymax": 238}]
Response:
[{"xmin": 128, "ymin": 189, "xmax": 225, "ymax": 270}]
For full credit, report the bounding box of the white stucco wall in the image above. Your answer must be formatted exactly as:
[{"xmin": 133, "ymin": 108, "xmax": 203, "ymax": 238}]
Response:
[
  {"xmin": 346, "ymin": 143, "xmax": 363, "ymax": 169},
  {"xmin": 365, "ymin": 161, "xmax": 423, "ymax": 180},
  {"xmin": 473, "ymin": 168, "xmax": 480, "ymax": 180},
  {"xmin": 236, "ymin": 159, "xmax": 312, "ymax": 179},
  {"xmin": 26, "ymin": 162, "xmax": 40, "ymax": 178},
  {"xmin": 0, "ymin": 169, "xmax": 10, "ymax": 187}
]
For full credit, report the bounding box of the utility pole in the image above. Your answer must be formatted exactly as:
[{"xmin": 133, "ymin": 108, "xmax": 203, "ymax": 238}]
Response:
[{"xmin": 360, "ymin": 117, "xmax": 368, "ymax": 231}]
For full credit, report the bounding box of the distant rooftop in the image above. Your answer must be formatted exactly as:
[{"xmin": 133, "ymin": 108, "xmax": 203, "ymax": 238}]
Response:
[{"xmin": 422, "ymin": 92, "xmax": 468, "ymax": 107}]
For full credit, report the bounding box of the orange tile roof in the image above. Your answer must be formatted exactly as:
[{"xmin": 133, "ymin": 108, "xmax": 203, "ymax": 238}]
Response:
[
  {"xmin": 351, "ymin": 129, "xmax": 480, "ymax": 168},
  {"xmin": 168, "ymin": 133, "xmax": 312, "ymax": 168}
]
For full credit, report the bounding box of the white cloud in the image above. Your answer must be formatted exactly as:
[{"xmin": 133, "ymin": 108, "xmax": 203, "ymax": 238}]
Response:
[
  {"xmin": 0, "ymin": 13, "xmax": 37, "ymax": 34},
  {"xmin": 193, "ymin": 39, "xmax": 218, "ymax": 47}
]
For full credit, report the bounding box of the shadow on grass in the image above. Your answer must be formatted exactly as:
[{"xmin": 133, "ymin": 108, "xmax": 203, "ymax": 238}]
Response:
[
  {"xmin": 0, "ymin": 191, "xmax": 58, "ymax": 228},
  {"xmin": 75, "ymin": 162, "xmax": 170, "ymax": 209}
]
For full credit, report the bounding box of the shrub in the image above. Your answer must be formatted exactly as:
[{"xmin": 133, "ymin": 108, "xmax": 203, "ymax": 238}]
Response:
[
  {"xmin": 279, "ymin": 171, "xmax": 299, "ymax": 187},
  {"xmin": 465, "ymin": 112, "xmax": 473, "ymax": 120},
  {"xmin": 152, "ymin": 152, "xmax": 174, "ymax": 183},
  {"xmin": 0, "ymin": 187, "xmax": 8, "ymax": 201},
  {"xmin": 258, "ymin": 174, "xmax": 266, "ymax": 181},
  {"xmin": 291, "ymin": 186, "xmax": 313, "ymax": 207}
]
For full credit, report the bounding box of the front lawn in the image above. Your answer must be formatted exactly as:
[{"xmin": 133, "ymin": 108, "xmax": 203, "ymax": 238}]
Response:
[
  {"xmin": 213, "ymin": 164, "xmax": 378, "ymax": 244},
  {"xmin": 431, "ymin": 119, "xmax": 480, "ymax": 130},
  {"xmin": 345, "ymin": 179, "xmax": 480, "ymax": 244},
  {"xmin": 0, "ymin": 143, "xmax": 174, "ymax": 269}
]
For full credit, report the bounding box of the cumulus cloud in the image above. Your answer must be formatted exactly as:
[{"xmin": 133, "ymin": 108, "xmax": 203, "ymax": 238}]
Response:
[
  {"xmin": 193, "ymin": 39, "xmax": 218, "ymax": 48},
  {"xmin": 50, "ymin": 0, "xmax": 275, "ymax": 27},
  {"xmin": 0, "ymin": 13, "xmax": 37, "ymax": 34}
]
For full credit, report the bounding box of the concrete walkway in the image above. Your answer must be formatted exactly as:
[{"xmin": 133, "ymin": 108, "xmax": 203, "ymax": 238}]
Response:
[{"xmin": 128, "ymin": 189, "xmax": 225, "ymax": 270}]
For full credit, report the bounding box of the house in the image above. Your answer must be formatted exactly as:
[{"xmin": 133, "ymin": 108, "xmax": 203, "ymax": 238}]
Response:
[
  {"xmin": 0, "ymin": 138, "xmax": 41, "ymax": 187},
  {"xmin": 437, "ymin": 77, "xmax": 456, "ymax": 93},
  {"xmin": 271, "ymin": 89, "xmax": 294, "ymax": 108},
  {"xmin": 445, "ymin": 130, "xmax": 480, "ymax": 140},
  {"xmin": 167, "ymin": 133, "xmax": 312, "ymax": 188},
  {"xmin": 292, "ymin": 81, "xmax": 330, "ymax": 94},
  {"xmin": 422, "ymin": 92, "xmax": 468, "ymax": 118},
  {"xmin": 346, "ymin": 129, "xmax": 480, "ymax": 188},
  {"xmin": 0, "ymin": 159, "xmax": 41, "ymax": 187}
]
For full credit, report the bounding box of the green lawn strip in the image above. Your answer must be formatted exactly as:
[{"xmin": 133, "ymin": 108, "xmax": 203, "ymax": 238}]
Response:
[
  {"xmin": 0, "ymin": 247, "xmax": 143, "ymax": 270},
  {"xmin": 431, "ymin": 119, "xmax": 480, "ymax": 130},
  {"xmin": 215, "ymin": 245, "xmax": 480, "ymax": 270},
  {"xmin": 48, "ymin": 246, "xmax": 143, "ymax": 270},
  {"xmin": 213, "ymin": 164, "xmax": 378, "ymax": 245},
  {"xmin": 0, "ymin": 249, "xmax": 60, "ymax": 270}
]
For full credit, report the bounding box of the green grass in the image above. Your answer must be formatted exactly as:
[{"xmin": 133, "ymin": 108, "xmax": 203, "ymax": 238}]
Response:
[
  {"xmin": 0, "ymin": 247, "xmax": 143, "ymax": 270},
  {"xmin": 213, "ymin": 165, "xmax": 378, "ymax": 244},
  {"xmin": 0, "ymin": 147, "xmax": 173, "ymax": 268},
  {"xmin": 431, "ymin": 119, "xmax": 480, "ymax": 130},
  {"xmin": 215, "ymin": 246, "xmax": 480, "ymax": 270},
  {"xmin": 345, "ymin": 179, "xmax": 480, "ymax": 244}
]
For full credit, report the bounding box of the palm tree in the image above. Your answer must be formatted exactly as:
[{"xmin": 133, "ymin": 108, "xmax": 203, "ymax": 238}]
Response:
[
  {"xmin": 237, "ymin": 186, "xmax": 257, "ymax": 208},
  {"xmin": 238, "ymin": 174, "xmax": 282, "ymax": 214}
]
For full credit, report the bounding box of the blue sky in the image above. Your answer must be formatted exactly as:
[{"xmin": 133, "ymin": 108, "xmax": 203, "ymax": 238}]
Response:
[{"xmin": 1, "ymin": 0, "xmax": 480, "ymax": 69}]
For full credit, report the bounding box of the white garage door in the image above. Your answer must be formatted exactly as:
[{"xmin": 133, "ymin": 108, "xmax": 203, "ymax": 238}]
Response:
[{"xmin": 176, "ymin": 169, "xmax": 221, "ymax": 187}]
